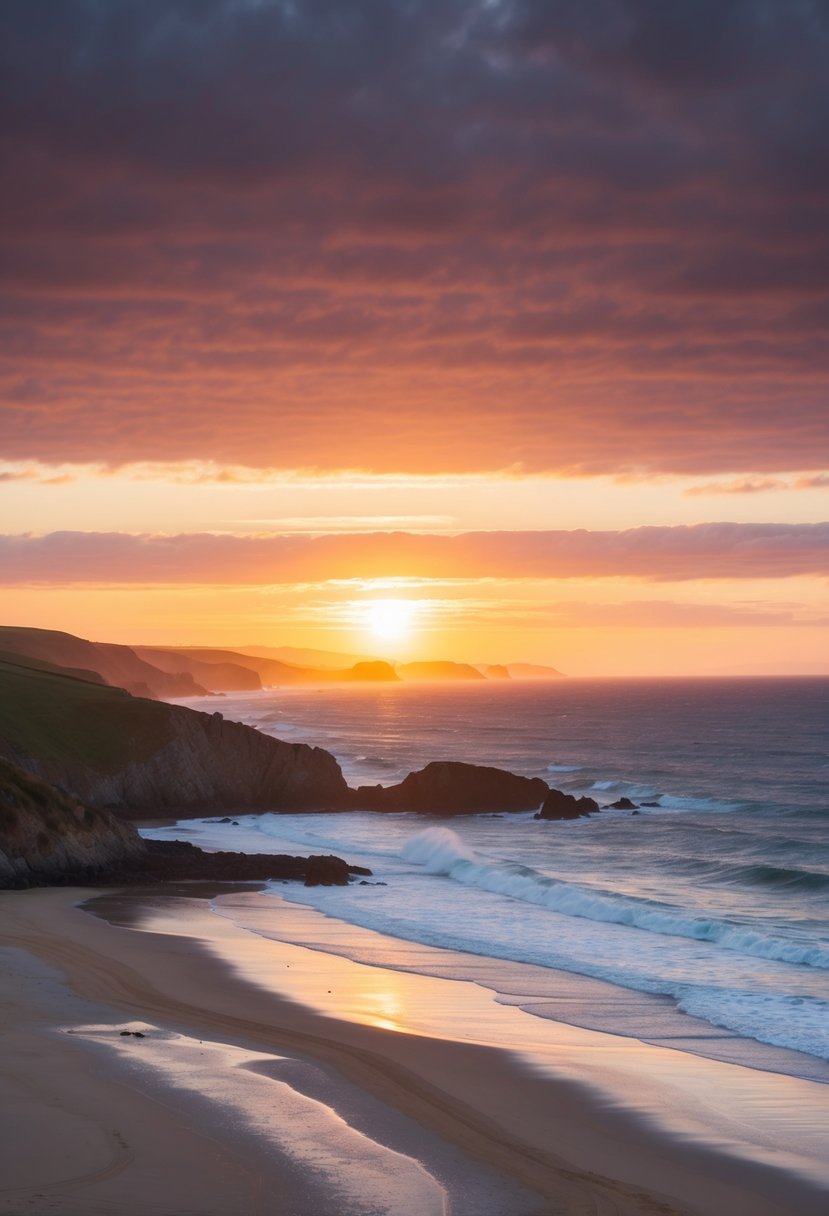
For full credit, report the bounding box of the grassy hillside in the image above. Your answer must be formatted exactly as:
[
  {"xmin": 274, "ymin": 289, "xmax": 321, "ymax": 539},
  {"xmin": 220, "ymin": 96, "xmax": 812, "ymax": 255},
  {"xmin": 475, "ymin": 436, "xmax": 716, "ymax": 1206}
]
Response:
[
  {"xmin": 0, "ymin": 658, "xmax": 175, "ymax": 773},
  {"xmin": 0, "ymin": 648, "xmax": 107, "ymax": 685},
  {"xmin": 0, "ymin": 627, "xmax": 206, "ymax": 698}
]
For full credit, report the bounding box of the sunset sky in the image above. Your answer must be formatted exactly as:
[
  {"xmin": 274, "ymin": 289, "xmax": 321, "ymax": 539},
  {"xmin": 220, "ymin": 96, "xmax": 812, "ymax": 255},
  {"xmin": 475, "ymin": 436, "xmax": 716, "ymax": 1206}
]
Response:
[{"xmin": 1, "ymin": 1, "xmax": 827, "ymax": 675}]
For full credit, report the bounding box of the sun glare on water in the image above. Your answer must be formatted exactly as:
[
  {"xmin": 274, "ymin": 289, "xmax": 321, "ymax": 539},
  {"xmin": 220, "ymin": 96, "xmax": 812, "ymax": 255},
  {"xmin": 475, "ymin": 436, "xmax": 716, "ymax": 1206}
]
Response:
[{"xmin": 366, "ymin": 598, "xmax": 416, "ymax": 641}]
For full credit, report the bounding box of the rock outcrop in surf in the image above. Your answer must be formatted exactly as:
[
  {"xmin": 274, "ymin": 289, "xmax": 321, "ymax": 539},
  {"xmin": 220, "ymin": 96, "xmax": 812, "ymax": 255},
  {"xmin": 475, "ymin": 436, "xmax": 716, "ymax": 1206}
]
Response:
[
  {"xmin": 534, "ymin": 789, "xmax": 599, "ymax": 819},
  {"xmin": 351, "ymin": 760, "xmax": 549, "ymax": 814},
  {"xmin": 95, "ymin": 839, "xmax": 371, "ymax": 887}
]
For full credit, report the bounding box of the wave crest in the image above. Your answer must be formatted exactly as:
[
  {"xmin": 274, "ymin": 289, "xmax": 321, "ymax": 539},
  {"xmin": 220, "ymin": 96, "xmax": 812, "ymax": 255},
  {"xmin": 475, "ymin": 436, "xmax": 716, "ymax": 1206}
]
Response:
[{"xmin": 401, "ymin": 829, "xmax": 829, "ymax": 970}]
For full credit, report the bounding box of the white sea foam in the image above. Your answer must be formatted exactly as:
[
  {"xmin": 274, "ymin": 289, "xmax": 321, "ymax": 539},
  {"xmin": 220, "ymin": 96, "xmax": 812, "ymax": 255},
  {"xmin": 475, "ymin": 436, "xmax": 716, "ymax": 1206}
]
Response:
[
  {"xmin": 656, "ymin": 793, "xmax": 744, "ymax": 814},
  {"xmin": 678, "ymin": 989, "xmax": 829, "ymax": 1061},
  {"xmin": 400, "ymin": 828, "xmax": 829, "ymax": 971}
]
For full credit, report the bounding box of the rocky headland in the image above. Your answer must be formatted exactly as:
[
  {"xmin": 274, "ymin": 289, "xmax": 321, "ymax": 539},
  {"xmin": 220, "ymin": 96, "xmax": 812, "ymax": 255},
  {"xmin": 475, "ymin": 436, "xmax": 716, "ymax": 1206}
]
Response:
[
  {"xmin": 0, "ymin": 756, "xmax": 369, "ymax": 890},
  {"xmin": 0, "ymin": 656, "xmax": 348, "ymax": 815}
]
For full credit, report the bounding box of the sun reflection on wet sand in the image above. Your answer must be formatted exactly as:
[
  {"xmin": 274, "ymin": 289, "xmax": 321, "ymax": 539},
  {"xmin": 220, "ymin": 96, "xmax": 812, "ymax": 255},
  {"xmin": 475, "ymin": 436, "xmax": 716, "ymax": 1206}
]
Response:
[{"xmin": 87, "ymin": 890, "xmax": 829, "ymax": 1208}]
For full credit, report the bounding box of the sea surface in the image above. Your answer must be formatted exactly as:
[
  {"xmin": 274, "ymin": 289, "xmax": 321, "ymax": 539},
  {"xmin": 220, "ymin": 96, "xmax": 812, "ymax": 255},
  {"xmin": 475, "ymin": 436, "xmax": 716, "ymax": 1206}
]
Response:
[{"xmin": 147, "ymin": 678, "xmax": 829, "ymax": 1068}]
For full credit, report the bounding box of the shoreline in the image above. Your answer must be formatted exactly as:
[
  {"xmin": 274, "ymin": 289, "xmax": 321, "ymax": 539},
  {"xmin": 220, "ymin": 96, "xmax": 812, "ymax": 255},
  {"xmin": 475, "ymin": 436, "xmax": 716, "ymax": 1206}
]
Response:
[
  {"xmin": 205, "ymin": 886, "xmax": 829, "ymax": 1085},
  {"xmin": 141, "ymin": 806, "xmax": 829, "ymax": 1073},
  {"xmin": 1, "ymin": 887, "xmax": 827, "ymax": 1215}
]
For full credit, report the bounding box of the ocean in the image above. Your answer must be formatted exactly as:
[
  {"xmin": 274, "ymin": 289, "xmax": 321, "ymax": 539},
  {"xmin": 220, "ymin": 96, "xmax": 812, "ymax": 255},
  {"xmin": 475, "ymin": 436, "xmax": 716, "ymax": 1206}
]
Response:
[{"xmin": 145, "ymin": 678, "xmax": 829, "ymax": 1071}]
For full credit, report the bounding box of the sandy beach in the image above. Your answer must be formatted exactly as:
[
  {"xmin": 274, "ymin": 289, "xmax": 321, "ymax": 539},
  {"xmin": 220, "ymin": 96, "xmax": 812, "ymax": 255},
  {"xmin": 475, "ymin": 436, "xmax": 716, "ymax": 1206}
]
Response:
[{"xmin": 1, "ymin": 886, "xmax": 827, "ymax": 1216}]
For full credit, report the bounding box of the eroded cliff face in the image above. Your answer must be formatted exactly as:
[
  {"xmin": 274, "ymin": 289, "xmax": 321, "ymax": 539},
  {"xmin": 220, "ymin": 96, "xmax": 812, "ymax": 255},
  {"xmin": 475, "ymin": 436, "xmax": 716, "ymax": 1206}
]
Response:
[
  {"xmin": 6, "ymin": 705, "xmax": 349, "ymax": 814},
  {"xmin": 94, "ymin": 706, "xmax": 350, "ymax": 812},
  {"xmin": 0, "ymin": 758, "xmax": 145, "ymax": 888}
]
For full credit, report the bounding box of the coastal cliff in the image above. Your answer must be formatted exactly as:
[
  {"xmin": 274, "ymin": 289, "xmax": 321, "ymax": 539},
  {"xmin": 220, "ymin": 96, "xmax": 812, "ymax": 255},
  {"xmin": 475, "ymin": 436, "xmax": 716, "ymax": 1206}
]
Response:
[
  {"xmin": 0, "ymin": 658, "xmax": 348, "ymax": 814},
  {"xmin": 80, "ymin": 705, "xmax": 349, "ymax": 814},
  {"xmin": 0, "ymin": 757, "xmax": 369, "ymax": 889},
  {"xmin": 0, "ymin": 757, "xmax": 146, "ymax": 887}
]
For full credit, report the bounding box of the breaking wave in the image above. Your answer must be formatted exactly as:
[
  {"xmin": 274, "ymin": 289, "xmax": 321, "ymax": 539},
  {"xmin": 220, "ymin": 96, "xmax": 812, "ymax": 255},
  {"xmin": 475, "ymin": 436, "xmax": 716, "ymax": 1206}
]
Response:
[{"xmin": 401, "ymin": 828, "xmax": 829, "ymax": 971}]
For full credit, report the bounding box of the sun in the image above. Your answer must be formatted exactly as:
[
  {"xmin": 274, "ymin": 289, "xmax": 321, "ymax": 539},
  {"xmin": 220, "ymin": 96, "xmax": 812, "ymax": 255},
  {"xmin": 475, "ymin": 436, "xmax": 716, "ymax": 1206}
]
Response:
[{"xmin": 366, "ymin": 598, "xmax": 416, "ymax": 641}]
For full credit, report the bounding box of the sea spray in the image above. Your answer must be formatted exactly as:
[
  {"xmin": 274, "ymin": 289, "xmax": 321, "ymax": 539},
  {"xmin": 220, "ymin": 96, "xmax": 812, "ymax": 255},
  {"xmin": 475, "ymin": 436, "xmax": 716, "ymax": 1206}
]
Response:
[{"xmin": 401, "ymin": 826, "xmax": 477, "ymax": 873}]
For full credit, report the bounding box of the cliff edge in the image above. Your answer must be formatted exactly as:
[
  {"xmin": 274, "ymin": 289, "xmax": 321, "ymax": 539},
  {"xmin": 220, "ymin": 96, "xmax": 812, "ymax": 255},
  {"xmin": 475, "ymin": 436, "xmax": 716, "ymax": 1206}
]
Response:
[{"xmin": 0, "ymin": 658, "xmax": 349, "ymax": 814}]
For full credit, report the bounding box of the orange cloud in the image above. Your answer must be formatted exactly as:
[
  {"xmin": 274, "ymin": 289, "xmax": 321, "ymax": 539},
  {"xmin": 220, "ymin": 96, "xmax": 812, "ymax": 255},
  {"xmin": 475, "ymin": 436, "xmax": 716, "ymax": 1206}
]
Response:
[{"xmin": 684, "ymin": 478, "xmax": 788, "ymax": 497}]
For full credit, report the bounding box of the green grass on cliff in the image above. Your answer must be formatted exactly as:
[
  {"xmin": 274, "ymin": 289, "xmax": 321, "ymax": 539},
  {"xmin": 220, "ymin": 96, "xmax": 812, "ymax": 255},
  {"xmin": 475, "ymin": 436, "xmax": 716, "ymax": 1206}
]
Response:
[{"xmin": 0, "ymin": 658, "xmax": 177, "ymax": 773}]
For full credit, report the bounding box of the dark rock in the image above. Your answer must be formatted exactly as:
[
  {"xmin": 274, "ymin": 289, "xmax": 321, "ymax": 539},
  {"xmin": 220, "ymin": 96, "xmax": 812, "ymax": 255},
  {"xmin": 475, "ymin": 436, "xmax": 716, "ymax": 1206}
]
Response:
[
  {"xmin": 534, "ymin": 788, "xmax": 599, "ymax": 820},
  {"xmin": 350, "ymin": 761, "xmax": 549, "ymax": 815},
  {"xmin": 607, "ymin": 797, "xmax": 638, "ymax": 810},
  {"xmin": 79, "ymin": 838, "xmax": 372, "ymax": 887},
  {"xmin": 304, "ymin": 854, "xmax": 351, "ymax": 887},
  {"xmin": 119, "ymin": 1030, "xmax": 131, "ymax": 1036},
  {"xmin": 640, "ymin": 801, "xmax": 660, "ymax": 807}
]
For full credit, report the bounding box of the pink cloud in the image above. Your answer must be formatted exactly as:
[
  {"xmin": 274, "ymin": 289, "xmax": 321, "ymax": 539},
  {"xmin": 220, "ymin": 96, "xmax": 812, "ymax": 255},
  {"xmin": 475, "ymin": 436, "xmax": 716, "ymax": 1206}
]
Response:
[{"xmin": 0, "ymin": 523, "xmax": 826, "ymax": 586}]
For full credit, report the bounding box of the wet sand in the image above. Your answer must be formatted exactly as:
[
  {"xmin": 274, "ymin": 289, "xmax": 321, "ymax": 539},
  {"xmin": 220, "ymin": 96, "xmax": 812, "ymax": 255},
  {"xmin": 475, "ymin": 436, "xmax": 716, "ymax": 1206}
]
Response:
[{"xmin": 1, "ymin": 886, "xmax": 827, "ymax": 1216}]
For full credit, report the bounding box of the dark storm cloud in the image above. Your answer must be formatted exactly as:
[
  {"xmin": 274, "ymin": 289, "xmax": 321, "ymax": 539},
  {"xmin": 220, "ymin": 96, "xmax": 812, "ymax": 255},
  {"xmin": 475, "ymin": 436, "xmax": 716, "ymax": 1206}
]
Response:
[{"xmin": 1, "ymin": 1, "xmax": 828, "ymax": 473}]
